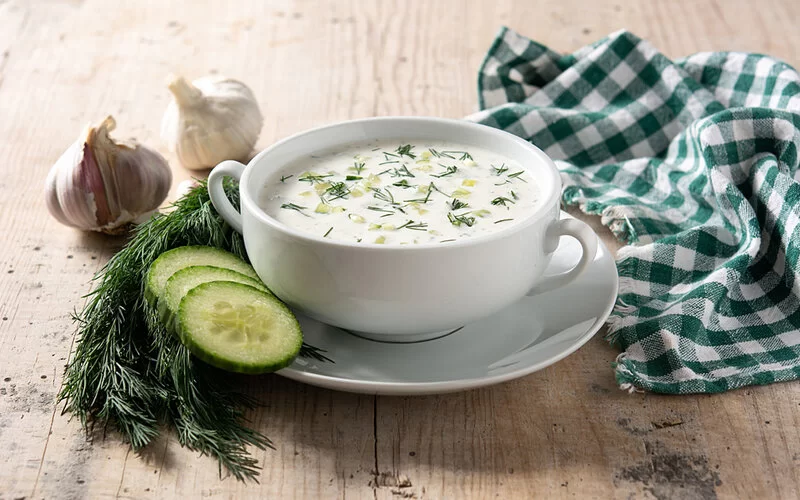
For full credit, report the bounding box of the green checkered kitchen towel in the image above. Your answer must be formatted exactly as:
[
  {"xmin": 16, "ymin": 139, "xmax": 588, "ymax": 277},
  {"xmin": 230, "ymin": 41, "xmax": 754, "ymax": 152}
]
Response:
[{"xmin": 470, "ymin": 27, "xmax": 800, "ymax": 394}]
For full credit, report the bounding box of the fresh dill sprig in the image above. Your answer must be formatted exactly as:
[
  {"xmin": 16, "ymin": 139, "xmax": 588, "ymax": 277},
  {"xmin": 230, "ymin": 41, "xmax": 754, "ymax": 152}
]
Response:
[
  {"xmin": 390, "ymin": 165, "xmax": 415, "ymax": 178},
  {"xmin": 450, "ymin": 198, "xmax": 469, "ymax": 210},
  {"xmin": 440, "ymin": 238, "xmax": 456, "ymax": 243},
  {"xmin": 383, "ymin": 151, "xmax": 400, "ymax": 161},
  {"xmin": 367, "ymin": 205, "xmax": 395, "ymax": 214},
  {"xmin": 370, "ymin": 186, "xmax": 396, "ymax": 204},
  {"xmin": 395, "ymin": 144, "xmax": 416, "ymax": 158},
  {"xmin": 323, "ymin": 181, "xmax": 350, "ymax": 201},
  {"xmin": 430, "ymin": 183, "xmax": 450, "ymax": 196},
  {"xmin": 495, "ymin": 218, "xmax": 514, "ymax": 224},
  {"xmin": 491, "ymin": 196, "xmax": 515, "ymax": 206},
  {"xmin": 432, "ymin": 165, "xmax": 458, "ymax": 178},
  {"xmin": 492, "ymin": 164, "xmax": 509, "ymax": 176},
  {"xmin": 324, "ymin": 227, "xmax": 333, "ymax": 238},
  {"xmin": 280, "ymin": 174, "xmax": 294, "ymax": 182},
  {"xmin": 397, "ymin": 220, "xmax": 428, "ymax": 231},
  {"xmin": 507, "ymin": 171, "xmax": 527, "ymax": 182},
  {"xmin": 353, "ymin": 161, "xmax": 365, "ymax": 175},
  {"xmin": 442, "ymin": 151, "xmax": 473, "ymax": 161},
  {"xmin": 404, "ymin": 182, "xmax": 435, "ymax": 204},
  {"xmin": 511, "ymin": 190, "xmax": 519, "ymax": 200},
  {"xmin": 428, "ymin": 148, "xmax": 453, "ymax": 159},
  {"xmin": 447, "ymin": 212, "xmax": 476, "ymax": 227},
  {"xmin": 298, "ymin": 172, "xmax": 333, "ymax": 184},
  {"xmin": 392, "ymin": 179, "xmax": 414, "ymax": 189},
  {"xmin": 59, "ymin": 180, "xmax": 331, "ymax": 483},
  {"xmin": 281, "ymin": 202, "xmax": 310, "ymax": 216},
  {"xmin": 346, "ymin": 175, "xmax": 363, "ymax": 181}
]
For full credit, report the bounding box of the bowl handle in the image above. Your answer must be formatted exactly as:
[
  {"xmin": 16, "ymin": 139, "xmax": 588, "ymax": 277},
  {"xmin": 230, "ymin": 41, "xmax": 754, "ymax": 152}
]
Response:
[
  {"xmin": 528, "ymin": 218, "xmax": 598, "ymax": 296},
  {"xmin": 208, "ymin": 160, "xmax": 246, "ymax": 234}
]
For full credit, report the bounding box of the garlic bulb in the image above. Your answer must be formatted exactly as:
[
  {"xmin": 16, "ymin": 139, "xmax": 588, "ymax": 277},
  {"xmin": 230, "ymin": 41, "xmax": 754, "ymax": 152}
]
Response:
[
  {"xmin": 45, "ymin": 116, "xmax": 172, "ymax": 234},
  {"xmin": 161, "ymin": 75, "xmax": 263, "ymax": 170},
  {"xmin": 176, "ymin": 178, "xmax": 201, "ymax": 199}
]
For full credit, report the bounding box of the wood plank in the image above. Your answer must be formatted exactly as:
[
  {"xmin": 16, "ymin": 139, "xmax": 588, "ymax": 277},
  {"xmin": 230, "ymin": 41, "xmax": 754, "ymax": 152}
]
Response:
[{"xmin": 0, "ymin": 0, "xmax": 798, "ymax": 498}]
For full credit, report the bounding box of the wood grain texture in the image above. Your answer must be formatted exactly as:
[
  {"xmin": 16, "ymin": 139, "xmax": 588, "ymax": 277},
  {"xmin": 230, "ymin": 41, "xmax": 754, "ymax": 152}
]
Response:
[{"xmin": 1, "ymin": 0, "xmax": 799, "ymax": 498}]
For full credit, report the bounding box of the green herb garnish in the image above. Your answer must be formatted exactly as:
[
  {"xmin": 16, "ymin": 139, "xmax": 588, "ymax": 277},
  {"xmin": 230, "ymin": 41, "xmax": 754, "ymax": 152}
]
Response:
[
  {"xmin": 491, "ymin": 196, "xmax": 515, "ymax": 206},
  {"xmin": 492, "ymin": 164, "xmax": 509, "ymax": 176},
  {"xmin": 346, "ymin": 175, "xmax": 363, "ymax": 181},
  {"xmin": 443, "ymin": 151, "xmax": 473, "ymax": 161},
  {"xmin": 323, "ymin": 182, "xmax": 350, "ymax": 201},
  {"xmin": 440, "ymin": 238, "xmax": 456, "ymax": 243},
  {"xmin": 508, "ymin": 171, "xmax": 527, "ymax": 182},
  {"xmin": 280, "ymin": 174, "xmax": 294, "ymax": 182},
  {"xmin": 495, "ymin": 218, "xmax": 514, "ymax": 224},
  {"xmin": 370, "ymin": 186, "xmax": 396, "ymax": 204},
  {"xmin": 405, "ymin": 182, "xmax": 435, "ymax": 204},
  {"xmin": 367, "ymin": 205, "xmax": 395, "ymax": 214},
  {"xmin": 353, "ymin": 161, "xmax": 365, "ymax": 174},
  {"xmin": 281, "ymin": 202, "xmax": 311, "ymax": 216},
  {"xmin": 430, "ymin": 183, "xmax": 450, "ymax": 196},
  {"xmin": 390, "ymin": 165, "xmax": 415, "ymax": 178},
  {"xmin": 428, "ymin": 148, "xmax": 454, "ymax": 159},
  {"xmin": 323, "ymin": 227, "xmax": 333, "ymax": 238},
  {"xmin": 448, "ymin": 212, "xmax": 476, "ymax": 227},
  {"xmin": 511, "ymin": 190, "xmax": 518, "ymax": 200},
  {"xmin": 395, "ymin": 144, "xmax": 416, "ymax": 159},
  {"xmin": 432, "ymin": 165, "xmax": 458, "ymax": 178},
  {"xmin": 298, "ymin": 172, "xmax": 334, "ymax": 184},
  {"xmin": 397, "ymin": 220, "xmax": 428, "ymax": 231},
  {"xmin": 392, "ymin": 179, "xmax": 414, "ymax": 189},
  {"xmin": 450, "ymin": 198, "xmax": 469, "ymax": 210},
  {"xmin": 59, "ymin": 180, "xmax": 330, "ymax": 484}
]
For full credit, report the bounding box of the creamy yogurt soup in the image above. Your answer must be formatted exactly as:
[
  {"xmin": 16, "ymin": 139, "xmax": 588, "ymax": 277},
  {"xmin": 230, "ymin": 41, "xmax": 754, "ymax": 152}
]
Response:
[{"xmin": 259, "ymin": 141, "xmax": 540, "ymax": 245}]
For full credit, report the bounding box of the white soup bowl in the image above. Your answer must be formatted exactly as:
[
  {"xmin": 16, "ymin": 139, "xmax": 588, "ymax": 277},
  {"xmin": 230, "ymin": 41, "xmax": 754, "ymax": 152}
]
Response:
[{"xmin": 208, "ymin": 117, "xmax": 598, "ymax": 342}]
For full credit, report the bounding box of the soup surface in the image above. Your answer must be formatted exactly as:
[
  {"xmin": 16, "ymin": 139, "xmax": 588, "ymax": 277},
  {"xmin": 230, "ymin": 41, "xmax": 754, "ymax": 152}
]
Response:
[{"xmin": 259, "ymin": 140, "xmax": 541, "ymax": 245}]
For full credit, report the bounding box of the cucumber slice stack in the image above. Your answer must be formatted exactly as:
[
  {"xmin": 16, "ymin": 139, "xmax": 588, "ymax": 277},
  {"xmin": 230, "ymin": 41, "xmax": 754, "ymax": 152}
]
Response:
[
  {"xmin": 145, "ymin": 246, "xmax": 302, "ymax": 373},
  {"xmin": 159, "ymin": 265, "xmax": 271, "ymax": 336},
  {"xmin": 144, "ymin": 246, "xmax": 260, "ymax": 306}
]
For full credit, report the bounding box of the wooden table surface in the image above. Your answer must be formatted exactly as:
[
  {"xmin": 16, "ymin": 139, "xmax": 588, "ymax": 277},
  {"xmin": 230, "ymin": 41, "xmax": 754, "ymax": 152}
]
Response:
[{"xmin": 2, "ymin": 0, "xmax": 800, "ymax": 498}]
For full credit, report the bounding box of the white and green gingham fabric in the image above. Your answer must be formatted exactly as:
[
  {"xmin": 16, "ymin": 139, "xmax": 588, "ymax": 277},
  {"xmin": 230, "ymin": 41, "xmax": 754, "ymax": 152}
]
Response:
[{"xmin": 470, "ymin": 27, "xmax": 800, "ymax": 393}]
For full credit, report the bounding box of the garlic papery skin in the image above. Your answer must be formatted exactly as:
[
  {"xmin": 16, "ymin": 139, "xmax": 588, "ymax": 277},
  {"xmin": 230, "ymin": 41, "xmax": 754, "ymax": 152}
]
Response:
[
  {"xmin": 176, "ymin": 178, "xmax": 201, "ymax": 199},
  {"xmin": 161, "ymin": 75, "xmax": 264, "ymax": 170},
  {"xmin": 45, "ymin": 116, "xmax": 173, "ymax": 234}
]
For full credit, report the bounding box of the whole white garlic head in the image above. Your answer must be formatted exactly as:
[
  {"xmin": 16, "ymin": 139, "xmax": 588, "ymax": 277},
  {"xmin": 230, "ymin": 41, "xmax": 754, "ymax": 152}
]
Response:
[
  {"xmin": 161, "ymin": 75, "xmax": 264, "ymax": 170},
  {"xmin": 45, "ymin": 116, "xmax": 173, "ymax": 234},
  {"xmin": 175, "ymin": 178, "xmax": 201, "ymax": 199}
]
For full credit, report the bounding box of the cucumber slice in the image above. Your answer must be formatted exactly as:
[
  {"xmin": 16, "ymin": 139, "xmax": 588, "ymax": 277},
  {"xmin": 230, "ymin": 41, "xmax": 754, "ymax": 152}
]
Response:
[
  {"xmin": 159, "ymin": 265, "xmax": 271, "ymax": 337},
  {"xmin": 145, "ymin": 246, "xmax": 259, "ymax": 305},
  {"xmin": 179, "ymin": 281, "xmax": 302, "ymax": 373}
]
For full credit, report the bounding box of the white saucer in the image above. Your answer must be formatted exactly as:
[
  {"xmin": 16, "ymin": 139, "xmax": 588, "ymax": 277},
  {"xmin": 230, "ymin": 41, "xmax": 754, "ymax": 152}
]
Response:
[{"xmin": 278, "ymin": 212, "xmax": 618, "ymax": 395}]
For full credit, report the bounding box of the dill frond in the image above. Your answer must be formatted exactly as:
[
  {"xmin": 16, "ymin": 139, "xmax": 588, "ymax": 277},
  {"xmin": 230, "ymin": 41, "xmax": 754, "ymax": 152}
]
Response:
[{"xmin": 59, "ymin": 179, "xmax": 330, "ymax": 482}]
